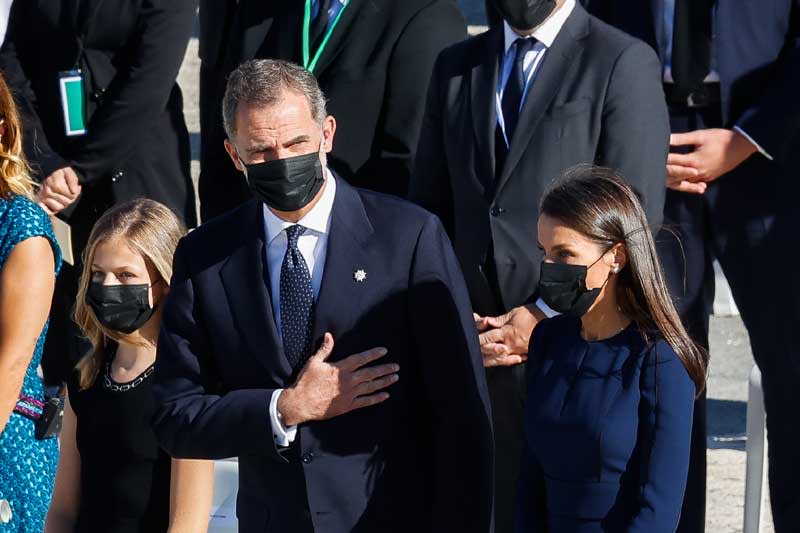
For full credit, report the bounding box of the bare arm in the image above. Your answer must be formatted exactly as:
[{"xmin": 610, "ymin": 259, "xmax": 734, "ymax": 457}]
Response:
[
  {"xmin": 0, "ymin": 236, "xmax": 55, "ymax": 434},
  {"xmin": 45, "ymin": 397, "xmax": 81, "ymax": 533},
  {"xmin": 168, "ymin": 458, "xmax": 214, "ymax": 533}
]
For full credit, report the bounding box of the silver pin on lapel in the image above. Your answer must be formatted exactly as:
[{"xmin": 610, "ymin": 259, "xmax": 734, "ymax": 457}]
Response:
[{"xmin": 353, "ymin": 269, "xmax": 367, "ymax": 283}]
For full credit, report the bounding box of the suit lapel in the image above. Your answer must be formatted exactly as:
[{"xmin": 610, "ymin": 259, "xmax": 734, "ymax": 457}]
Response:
[
  {"xmin": 312, "ymin": 0, "xmax": 373, "ymax": 77},
  {"xmin": 495, "ymin": 6, "xmax": 589, "ymax": 194},
  {"xmin": 311, "ymin": 177, "xmax": 373, "ymax": 348},
  {"xmin": 220, "ymin": 200, "xmax": 293, "ymax": 384},
  {"xmin": 470, "ymin": 28, "xmax": 504, "ymax": 183}
]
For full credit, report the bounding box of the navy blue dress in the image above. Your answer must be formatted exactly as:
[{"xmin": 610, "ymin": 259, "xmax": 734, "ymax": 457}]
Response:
[{"xmin": 516, "ymin": 316, "xmax": 695, "ymax": 533}]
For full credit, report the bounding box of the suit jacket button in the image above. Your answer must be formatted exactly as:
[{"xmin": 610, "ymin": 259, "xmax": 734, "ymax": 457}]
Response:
[
  {"xmin": 111, "ymin": 170, "xmax": 124, "ymax": 182},
  {"xmin": 301, "ymin": 452, "xmax": 314, "ymax": 464},
  {"xmin": 490, "ymin": 207, "xmax": 504, "ymax": 217}
]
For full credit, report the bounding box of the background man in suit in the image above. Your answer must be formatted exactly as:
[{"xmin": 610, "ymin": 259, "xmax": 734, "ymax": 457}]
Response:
[
  {"xmin": 582, "ymin": 1, "xmax": 800, "ymax": 531},
  {"xmin": 199, "ymin": 0, "xmax": 239, "ymax": 213},
  {"xmin": 410, "ymin": 0, "xmax": 669, "ymax": 530},
  {"xmin": 153, "ymin": 59, "xmax": 494, "ymax": 533},
  {"xmin": 198, "ymin": 0, "xmax": 467, "ymax": 221},
  {"xmin": 0, "ymin": 0, "xmax": 197, "ymax": 387}
]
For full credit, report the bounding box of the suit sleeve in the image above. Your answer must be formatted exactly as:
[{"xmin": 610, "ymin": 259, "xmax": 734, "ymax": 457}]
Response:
[
  {"xmin": 152, "ymin": 240, "xmax": 285, "ymax": 462},
  {"xmin": 735, "ymin": 5, "xmax": 800, "ymax": 165},
  {"xmin": 407, "ymin": 51, "xmax": 456, "ymax": 237},
  {"xmin": 599, "ymin": 40, "xmax": 669, "ymax": 231},
  {"xmin": 69, "ymin": 0, "xmax": 196, "ymax": 184},
  {"xmin": 407, "ymin": 214, "xmax": 494, "ymax": 533},
  {"xmin": 627, "ymin": 342, "xmax": 696, "ymax": 532},
  {"xmin": 355, "ymin": 1, "xmax": 466, "ymax": 198},
  {"xmin": 0, "ymin": 1, "xmax": 70, "ymax": 179}
]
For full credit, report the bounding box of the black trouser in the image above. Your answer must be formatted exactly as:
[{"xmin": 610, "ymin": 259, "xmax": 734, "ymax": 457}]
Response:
[{"xmin": 656, "ymin": 103, "xmax": 800, "ymax": 533}]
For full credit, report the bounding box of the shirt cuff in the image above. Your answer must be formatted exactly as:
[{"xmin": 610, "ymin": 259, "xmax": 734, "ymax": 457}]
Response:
[
  {"xmin": 535, "ymin": 298, "xmax": 559, "ymax": 319},
  {"xmin": 269, "ymin": 389, "xmax": 298, "ymax": 447},
  {"xmin": 733, "ymin": 126, "xmax": 773, "ymax": 161}
]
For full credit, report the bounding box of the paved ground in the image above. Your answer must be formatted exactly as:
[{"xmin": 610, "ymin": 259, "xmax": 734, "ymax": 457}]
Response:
[{"xmin": 177, "ymin": 6, "xmax": 774, "ymax": 527}]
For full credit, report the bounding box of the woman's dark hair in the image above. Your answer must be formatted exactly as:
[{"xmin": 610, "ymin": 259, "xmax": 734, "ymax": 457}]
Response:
[{"xmin": 540, "ymin": 165, "xmax": 708, "ymax": 394}]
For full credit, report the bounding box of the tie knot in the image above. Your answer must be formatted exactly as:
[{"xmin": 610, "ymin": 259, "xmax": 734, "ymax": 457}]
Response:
[
  {"xmin": 285, "ymin": 225, "xmax": 306, "ymax": 245},
  {"xmin": 514, "ymin": 37, "xmax": 535, "ymax": 58}
]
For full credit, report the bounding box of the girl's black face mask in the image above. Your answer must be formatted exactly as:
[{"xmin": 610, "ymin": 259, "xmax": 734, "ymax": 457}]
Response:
[
  {"xmin": 491, "ymin": 0, "xmax": 557, "ymax": 31},
  {"xmin": 537, "ymin": 254, "xmax": 608, "ymax": 317},
  {"xmin": 242, "ymin": 145, "xmax": 325, "ymax": 213},
  {"xmin": 86, "ymin": 282, "xmax": 157, "ymax": 334}
]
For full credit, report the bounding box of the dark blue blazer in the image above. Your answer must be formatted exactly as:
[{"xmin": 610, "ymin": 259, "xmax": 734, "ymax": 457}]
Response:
[
  {"xmin": 151, "ymin": 177, "xmax": 494, "ymax": 533},
  {"xmin": 516, "ymin": 316, "xmax": 695, "ymax": 532},
  {"xmin": 581, "ymin": 0, "xmax": 800, "ymax": 163}
]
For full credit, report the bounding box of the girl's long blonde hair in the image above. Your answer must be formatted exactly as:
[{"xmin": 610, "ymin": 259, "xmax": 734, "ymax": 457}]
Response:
[
  {"xmin": 73, "ymin": 199, "xmax": 186, "ymax": 389},
  {"xmin": 0, "ymin": 73, "xmax": 37, "ymax": 198}
]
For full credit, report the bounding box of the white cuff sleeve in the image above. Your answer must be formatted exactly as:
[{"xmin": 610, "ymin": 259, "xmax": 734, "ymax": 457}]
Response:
[
  {"xmin": 535, "ymin": 298, "xmax": 559, "ymax": 319},
  {"xmin": 269, "ymin": 389, "xmax": 298, "ymax": 447},
  {"xmin": 733, "ymin": 126, "xmax": 773, "ymax": 161}
]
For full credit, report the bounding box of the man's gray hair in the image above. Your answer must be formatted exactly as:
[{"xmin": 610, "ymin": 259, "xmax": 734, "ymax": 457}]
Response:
[{"xmin": 222, "ymin": 59, "xmax": 328, "ymax": 139}]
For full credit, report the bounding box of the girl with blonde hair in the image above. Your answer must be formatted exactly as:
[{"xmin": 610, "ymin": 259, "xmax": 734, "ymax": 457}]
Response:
[
  {"xmin": 0, "ymin": 71, "xmax": 62, "ymax": 532},
  {"xmin": 46, "ymin": 199, "xmax": 213, "ymax": 533}
]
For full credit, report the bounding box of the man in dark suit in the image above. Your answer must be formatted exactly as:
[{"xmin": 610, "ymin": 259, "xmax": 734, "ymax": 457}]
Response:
[
  {"xmin": 152, "ymin": 59, "xmax": 494, "ymax": 533},
  {"xmin": 582, "ymin": 1, "xmax": 800, "ymax": 531},
  {"xmin": 410, "ymin": 1, "xmax": 669, "ymax": 530},
  {"xmin": 0, "ymin": 0, "xmax": 197, "ymax": 386},
  {"xmin": 198, "ymin": 0, "xmax": 467, "ymax": 221}
]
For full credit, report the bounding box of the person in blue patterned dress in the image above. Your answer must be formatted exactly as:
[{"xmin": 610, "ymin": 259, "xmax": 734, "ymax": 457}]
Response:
[{"xmin": 0, "ymin": 73, "xmax": 61, "ymax": 532}]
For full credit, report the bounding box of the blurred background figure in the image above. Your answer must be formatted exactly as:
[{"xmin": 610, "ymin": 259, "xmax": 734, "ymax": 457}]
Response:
[
  {"xmin": 0, "ymin": 0, "xmax": 198, "ymax": 390},
  {"xmin": 581, "ymin": 1, "xmax": 800, "ymax": 531},
  {"xmin": 46, "ymin": 199, "xmax": 213, "ymax": 533},
  {"xmin": 198, "ymin": 0, "xmax": 239, "ymax": 219},
  {"xmin": 410, "ymin": 0, "xmax": 669, "ymax": 529},
  {"xmin": 198, "ymin": 0, "xmax": 467, "ymax": 221},
  {"xmin": 0, "ymin": 72, "xmax": 61, "ymax": 533},
  {"xmin": 0, "ymin": 0, "xmax": 10, "ymax": 46}
]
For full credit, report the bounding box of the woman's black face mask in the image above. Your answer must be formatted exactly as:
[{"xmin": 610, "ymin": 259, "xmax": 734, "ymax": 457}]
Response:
[
  {"xmin": 537, "ymin": 253, "xmax": 610, "ymax": 317},
  {"xmin": 86, "ymin": 282, "xmax": 159, "ymax": 334}
]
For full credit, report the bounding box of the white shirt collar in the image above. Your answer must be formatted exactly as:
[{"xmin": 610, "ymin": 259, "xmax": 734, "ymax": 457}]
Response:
[
  {"xmin": 503, "ymin": 0, "xmax": 576, "ymax": 52},
  {"xmin": 263, "ymin": 168, "xmax": 337, "ymax": 244}
]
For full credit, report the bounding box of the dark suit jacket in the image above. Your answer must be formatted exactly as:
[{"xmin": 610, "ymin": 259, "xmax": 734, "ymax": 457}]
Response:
[
  {"xmin": 0, "ymin": 0, "xmax": 197, "ymax": 228},
  {"xmin": 410, "ymin": 4, "xmax": 669, "ymax": 317},
  {"xmin": 581, "ymin": 0, "xmax": 800, "ymax": 165},
  {"xmin": 152, "ymin": 177, "xmax": 494, "ymax": 533},
  {"xmin": 198, "ymin": 0, "xmax": 467, "ymax": 221}
]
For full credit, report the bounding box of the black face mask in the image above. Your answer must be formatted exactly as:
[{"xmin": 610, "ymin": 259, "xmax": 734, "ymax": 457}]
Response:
[
  {"xmin": 243, "ymin": 147, "xmax": 325, "ymax": 212},
  {"xmin": 86, "ymin": 282, "xmax": 158, "ymax": 334},
  {"xmin": 491, "ymin": 0, "xmax": 557, "ymax": 31},
  {"xmin": 537, "ymin": 254, "xmax": 608, "ymax": 317}
]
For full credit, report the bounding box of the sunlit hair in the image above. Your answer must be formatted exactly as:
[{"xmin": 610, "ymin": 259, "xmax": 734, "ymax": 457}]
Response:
[
  {"xmin": 0, "ymin": 73, "xmax": 36, "ymax": 199},
  {"xmin": 540, "ymin": 165, "xmax": 708, "ymax": 394},
  {"xmin": 73, "ymin": 199, "xmax": 186, "ymax": 390}
]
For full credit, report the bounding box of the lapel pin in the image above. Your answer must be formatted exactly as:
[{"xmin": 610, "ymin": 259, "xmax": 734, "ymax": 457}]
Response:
[{"xmin": 353, "ymin": 269, "xmax": 367, "ymax": 283}]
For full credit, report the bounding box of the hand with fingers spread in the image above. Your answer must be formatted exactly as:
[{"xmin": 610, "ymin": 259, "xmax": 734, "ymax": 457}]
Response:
[
  {"xmin": 475, "ymin": 304, "xmax": 545, "ymax": 368},
  {"xmin": 666, "ymin": 128, "xmax": 758, "ymax": 194},
  {"xmin": 277, "ymin": 333, "xmax": 399, "ymax": 426},
  {"xmin": 37, "ymin": 166, "xmax": 82, "ymax": 214}
]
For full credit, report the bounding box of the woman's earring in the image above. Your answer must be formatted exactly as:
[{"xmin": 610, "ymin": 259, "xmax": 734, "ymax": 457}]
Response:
[{"xmin": 611, "ymin": 265, "xmax": 620, "ymax": 274}]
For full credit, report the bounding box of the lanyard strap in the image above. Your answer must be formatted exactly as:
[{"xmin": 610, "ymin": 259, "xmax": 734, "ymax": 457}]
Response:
[{"xmin": 302, "ymin": 0, "xmax": 349, "ymax": 74}]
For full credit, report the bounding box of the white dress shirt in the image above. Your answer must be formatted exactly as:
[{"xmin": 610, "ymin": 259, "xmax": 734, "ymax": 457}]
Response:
[
  {"xmin": 495, "ymin": 0, "xmax": 576, "ymax": 146},
  {"xmin": 265, "ymin": 171, "xmax": 337, "ymax": 446}
]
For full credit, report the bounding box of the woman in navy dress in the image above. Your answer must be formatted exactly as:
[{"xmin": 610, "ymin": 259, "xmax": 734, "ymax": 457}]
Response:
[{"xmin": 516, "ymin": 166, "xmax": 708, "ymax": 532}]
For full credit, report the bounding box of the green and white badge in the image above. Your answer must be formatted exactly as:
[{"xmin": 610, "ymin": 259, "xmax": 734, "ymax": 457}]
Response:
[{"xmin": 58, "ymin": 70, "xmax": 87, "ymax": 136}]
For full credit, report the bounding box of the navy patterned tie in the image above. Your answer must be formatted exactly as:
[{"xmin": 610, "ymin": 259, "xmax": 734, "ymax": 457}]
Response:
[{"xmin": 280, "ymin": 225, "xmax": 315, "ymax": 371}]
